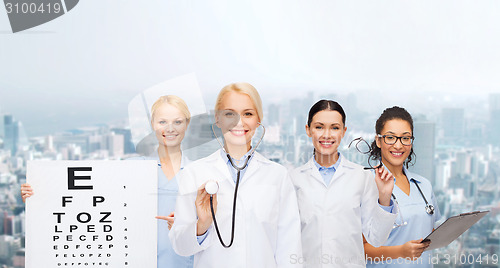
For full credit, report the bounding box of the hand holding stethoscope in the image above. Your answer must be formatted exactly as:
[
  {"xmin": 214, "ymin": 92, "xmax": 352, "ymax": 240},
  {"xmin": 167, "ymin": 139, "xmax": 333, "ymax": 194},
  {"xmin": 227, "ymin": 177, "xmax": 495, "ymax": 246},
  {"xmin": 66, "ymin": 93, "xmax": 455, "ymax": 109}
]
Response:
[
  {"xmin": 195, "ymin": 182, "xmax": 218, "ymax": 236},
  {"xmin": 194, "ymin": 122, "xmax": 265, "ymax": 248}
]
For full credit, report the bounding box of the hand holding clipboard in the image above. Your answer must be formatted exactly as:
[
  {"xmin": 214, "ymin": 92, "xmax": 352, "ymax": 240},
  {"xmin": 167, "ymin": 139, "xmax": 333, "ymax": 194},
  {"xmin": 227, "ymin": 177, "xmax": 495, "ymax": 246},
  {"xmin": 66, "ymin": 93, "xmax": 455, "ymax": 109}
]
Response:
[{"xmin": 423, "ymin": 210, "xmax": 489, "ymax": 251}]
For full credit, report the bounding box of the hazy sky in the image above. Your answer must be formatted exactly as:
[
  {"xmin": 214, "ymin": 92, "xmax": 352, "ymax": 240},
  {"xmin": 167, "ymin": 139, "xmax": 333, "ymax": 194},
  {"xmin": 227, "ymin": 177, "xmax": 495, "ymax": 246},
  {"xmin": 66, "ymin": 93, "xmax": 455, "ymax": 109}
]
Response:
[{"xmin": 1, "ymin": 0, "xmax": 499, "ymax": 136}]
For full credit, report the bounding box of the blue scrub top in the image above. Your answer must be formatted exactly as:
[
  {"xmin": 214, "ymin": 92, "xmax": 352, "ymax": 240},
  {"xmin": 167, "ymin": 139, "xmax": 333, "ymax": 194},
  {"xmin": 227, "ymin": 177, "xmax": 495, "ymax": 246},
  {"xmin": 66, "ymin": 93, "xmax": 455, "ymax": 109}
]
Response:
[
  {"xmin": 130, "ymin": 153, "xmax": 194, "ymax": 268},
  {"xmin": 366, "ymin": 167, "xmax": 441, "ymax": 268}
]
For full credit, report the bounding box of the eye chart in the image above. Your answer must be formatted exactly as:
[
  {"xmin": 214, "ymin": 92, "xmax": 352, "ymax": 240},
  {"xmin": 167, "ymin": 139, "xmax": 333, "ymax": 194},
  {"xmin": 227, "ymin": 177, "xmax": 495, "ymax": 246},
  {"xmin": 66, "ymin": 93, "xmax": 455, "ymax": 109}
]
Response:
[{"xmin": 25, "ymin": 161, "xmax": 157, "ymax": 268}]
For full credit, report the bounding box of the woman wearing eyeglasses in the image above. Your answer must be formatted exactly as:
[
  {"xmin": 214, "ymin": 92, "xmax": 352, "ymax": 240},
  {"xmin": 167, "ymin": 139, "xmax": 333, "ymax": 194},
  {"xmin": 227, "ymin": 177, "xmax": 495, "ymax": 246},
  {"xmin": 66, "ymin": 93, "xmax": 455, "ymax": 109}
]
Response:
[
  {"xmin": 364, "ymin": 106, "xmax": 441, "ymax": 267},
  {"xmin": 289, "ymin": 100, "xmax": 397, "ymax": 267}
]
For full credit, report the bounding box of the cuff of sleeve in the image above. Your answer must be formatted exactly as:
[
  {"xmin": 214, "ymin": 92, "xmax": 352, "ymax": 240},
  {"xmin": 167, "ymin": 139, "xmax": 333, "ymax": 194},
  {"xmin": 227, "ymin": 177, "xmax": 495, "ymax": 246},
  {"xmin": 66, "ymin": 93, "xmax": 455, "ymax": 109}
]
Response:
[
  {"xmin": 197, "ymin": 229, "xmax": 209, "ymax": 245},
  {"xmin": 378, "ymin": 199, "xmax": 394, "ymax": 213}
]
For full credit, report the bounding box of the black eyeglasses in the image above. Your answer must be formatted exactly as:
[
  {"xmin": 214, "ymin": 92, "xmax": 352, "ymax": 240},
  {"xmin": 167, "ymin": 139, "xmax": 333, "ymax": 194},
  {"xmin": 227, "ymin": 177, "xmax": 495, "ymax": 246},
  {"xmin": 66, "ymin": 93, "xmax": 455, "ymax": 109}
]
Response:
[
  {"xmin": 348, "ymin": 137, "xmax": 383, "ymax": 170},
  {"xmin": 377, "ymin": 134, "xmax": 414, "ymax": 146}
]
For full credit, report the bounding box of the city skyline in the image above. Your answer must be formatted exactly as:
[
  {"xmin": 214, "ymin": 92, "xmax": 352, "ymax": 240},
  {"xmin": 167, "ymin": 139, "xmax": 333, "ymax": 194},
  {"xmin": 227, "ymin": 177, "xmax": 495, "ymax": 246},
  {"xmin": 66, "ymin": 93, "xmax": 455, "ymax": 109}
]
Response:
[
  {"xmin": 0, "ymin": 91, "xmax": 500, "ymax": 267},
  {"xmin": 0, "ymin": 88, "xmax": 495, "ymax": 138}
]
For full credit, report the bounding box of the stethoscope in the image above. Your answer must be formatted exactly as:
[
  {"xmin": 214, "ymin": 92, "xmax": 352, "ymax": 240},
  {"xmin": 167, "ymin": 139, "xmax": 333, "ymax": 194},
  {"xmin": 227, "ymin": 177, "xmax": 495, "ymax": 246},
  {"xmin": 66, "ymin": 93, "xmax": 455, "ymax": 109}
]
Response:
[
  {"xmin": 391, "ymin": 178, "xmax": 434, "ymax": 228},
  {"xmin": 204, "ymin": 122, "xmax": 266, "ymax": 248},
  {"xmin": 412, "ymin": 179, "xmax": 435, "ymax": 215},
  {"xmin": 391, "ymin": 179, "xmax": 434, "ymax": 229}
]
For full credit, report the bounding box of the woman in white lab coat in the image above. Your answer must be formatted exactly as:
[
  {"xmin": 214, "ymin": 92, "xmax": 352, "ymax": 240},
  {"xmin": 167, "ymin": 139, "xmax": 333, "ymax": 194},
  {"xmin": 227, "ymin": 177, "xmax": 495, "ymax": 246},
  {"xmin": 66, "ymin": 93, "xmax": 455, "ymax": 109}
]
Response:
[
  {"xmin": 289, "ymin": 100, "xmax": 397, "ymax": 268},
  {"xmin": 364, "ymin": 106, "xmax": 441, "ymax": 267},
  {"xmin": 169, "ymin": 82, "xmax": 302, "ymax": 268}
]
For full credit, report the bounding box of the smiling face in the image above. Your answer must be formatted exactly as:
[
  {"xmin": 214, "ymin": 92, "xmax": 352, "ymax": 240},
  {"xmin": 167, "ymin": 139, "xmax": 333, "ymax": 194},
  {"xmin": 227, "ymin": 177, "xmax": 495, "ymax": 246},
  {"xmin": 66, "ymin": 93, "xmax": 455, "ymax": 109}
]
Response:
[
  {"xmin": 306, "ymin": 110, "xmax": 346, "ymax": 165},
  {"xmin": 151, "ymin": 103, "xmax": 188, "ymax": 148},
  {"xmin": 376, "ymin": 119, "xmax": 413, "ymax": 171},
  {"xmin": 216, "ymin": 91, "xmax": 260, "ymax": 150}
]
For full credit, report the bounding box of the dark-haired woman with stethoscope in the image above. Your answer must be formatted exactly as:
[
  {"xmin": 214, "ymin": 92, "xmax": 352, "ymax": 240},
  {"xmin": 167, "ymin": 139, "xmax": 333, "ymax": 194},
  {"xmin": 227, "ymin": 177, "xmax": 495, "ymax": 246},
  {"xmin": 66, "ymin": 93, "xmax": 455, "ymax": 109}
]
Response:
[{"xmin": 364, "ymin": 106, "xmax": 441, "ymax": 267}]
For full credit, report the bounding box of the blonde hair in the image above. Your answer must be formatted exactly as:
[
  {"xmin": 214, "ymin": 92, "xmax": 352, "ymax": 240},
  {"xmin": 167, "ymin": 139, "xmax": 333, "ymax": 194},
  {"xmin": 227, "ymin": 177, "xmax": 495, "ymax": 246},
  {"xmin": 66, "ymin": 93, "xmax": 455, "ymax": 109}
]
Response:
[
  {"xmin": 215, "ymin": 82, "xmax": 263, "ymax": 121},
  {"xmin": 150, "ymin": 95, "xmax": 191, "ymax": 124}
]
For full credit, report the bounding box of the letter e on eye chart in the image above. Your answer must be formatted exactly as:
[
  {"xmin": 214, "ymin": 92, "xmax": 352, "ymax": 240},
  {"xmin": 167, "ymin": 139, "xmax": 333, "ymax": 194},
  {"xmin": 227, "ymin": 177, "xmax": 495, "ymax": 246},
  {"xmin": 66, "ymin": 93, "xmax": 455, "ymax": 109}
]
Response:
[{"xmin": 25, "ymin": 160, "xmax": 157, "ymax": 268}]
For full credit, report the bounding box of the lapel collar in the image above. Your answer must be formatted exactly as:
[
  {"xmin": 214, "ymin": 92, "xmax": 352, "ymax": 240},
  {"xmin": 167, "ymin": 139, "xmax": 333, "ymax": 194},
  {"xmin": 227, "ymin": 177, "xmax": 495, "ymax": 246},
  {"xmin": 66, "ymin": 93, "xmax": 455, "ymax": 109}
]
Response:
[
  {"xmin": 329, "ymin": 153, "xmax": 358, "ymax": 185},
  {"xmin": 329, "ymin": 159, "xmax": 346, "ymax": 185},
  {"xmin": 304, "ymin": 157, "xmax": 326, "ymax": 186},
  {"xmin": 206, "ymin": 149, "xmax": 234, "ymax": 186},
  {"xmin": 240, "ymin": 152, "xmax": 262, "ymax": 184}
]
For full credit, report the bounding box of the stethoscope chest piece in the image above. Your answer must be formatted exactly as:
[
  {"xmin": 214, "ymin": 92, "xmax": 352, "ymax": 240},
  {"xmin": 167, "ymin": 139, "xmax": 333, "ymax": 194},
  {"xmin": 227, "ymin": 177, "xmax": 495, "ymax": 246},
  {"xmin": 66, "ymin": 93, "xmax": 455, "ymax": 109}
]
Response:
[
  {"xmin": 205, "ymin": 181, "xmax": 219, "ymax": 195},
  {"xmin": 412, "ymin": 179, "xmax": 435, "ymax": 216},
  {"xmin": 426, "ymin": 204, "xmax": 435, "ymax": 215}
]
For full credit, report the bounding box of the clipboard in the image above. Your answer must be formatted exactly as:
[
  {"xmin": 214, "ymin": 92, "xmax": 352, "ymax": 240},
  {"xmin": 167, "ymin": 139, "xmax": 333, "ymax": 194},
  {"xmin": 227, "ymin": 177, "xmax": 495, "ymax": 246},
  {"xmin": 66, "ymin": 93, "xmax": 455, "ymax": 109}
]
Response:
[{"xmin": 423, "ymin": 210, "xmax": 489, "ymax": 251}]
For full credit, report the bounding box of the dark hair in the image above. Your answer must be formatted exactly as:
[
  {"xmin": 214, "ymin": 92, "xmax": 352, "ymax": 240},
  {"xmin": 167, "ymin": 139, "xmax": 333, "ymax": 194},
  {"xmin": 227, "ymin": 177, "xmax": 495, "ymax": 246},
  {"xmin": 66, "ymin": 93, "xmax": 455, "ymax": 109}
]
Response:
[
  {"xmin": 307, "ymin": 100, "xmax": 346, "ymax": 127},
  {"xmin": 369, "ymin": 106, "xmax": 416, "ymax": 168}
]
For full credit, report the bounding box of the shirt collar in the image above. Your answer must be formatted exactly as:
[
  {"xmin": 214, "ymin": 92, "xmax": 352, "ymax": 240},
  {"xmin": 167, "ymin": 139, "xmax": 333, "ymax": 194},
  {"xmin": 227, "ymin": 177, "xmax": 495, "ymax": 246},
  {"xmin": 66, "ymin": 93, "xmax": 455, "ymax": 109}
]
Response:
[
  {"xmin": 312, "ymin": 152, "xmax": 341, "ymax": 171},
  {"xmin": 155, "ymin": 151, "xmax": 187, "ymax": 170},
  {"xmin": 403, "ymin": 165, "xmax": 421, "ymax": 183},
  {"xmin": 220, "ymin": 148, "xmax": 254, "ymax": 168}
]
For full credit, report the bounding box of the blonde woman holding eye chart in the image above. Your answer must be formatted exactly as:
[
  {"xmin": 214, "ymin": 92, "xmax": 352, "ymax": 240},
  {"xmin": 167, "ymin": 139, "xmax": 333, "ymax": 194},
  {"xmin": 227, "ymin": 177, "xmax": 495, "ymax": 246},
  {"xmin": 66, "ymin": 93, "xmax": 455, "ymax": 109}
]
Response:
[{"xmin": 22, "ymin": 95, "xmax": 195, "ymax": 268}]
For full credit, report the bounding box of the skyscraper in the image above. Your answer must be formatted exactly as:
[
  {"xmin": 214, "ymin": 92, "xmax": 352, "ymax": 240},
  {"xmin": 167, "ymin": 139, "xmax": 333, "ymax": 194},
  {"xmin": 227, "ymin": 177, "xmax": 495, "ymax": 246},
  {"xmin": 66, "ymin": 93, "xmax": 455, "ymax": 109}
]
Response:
[
  {"xmin": 409, "ymin": 116, "xmax": 436, "ymax": 184},
  {"xmin": 489, "ymin": 93, "xmax": 500, "ymax": 146},
  {"xmin": 452, "ymin": 151, "xmax": 472, "ymax": 177},
  {"xmin": 0, "ymin": 114, "xmax": 4, "ymax": 138},
  {"xmin": 111, "ymin": 128, "xmax": 135, "ymax": 154},
  {"xmin": 441, "ymin": 108, "xmax": 464, "ymax": 142},
  {"xmin": 267, "ymin": 103, "xmax": 280, "ymax": 126},
  {"xmin": 3, "ymin": 115, "xmax": 20, "ymax": 156},
  {"xmin": 106, "ymin": 132, "xmax": 124, "ymax": 158}
]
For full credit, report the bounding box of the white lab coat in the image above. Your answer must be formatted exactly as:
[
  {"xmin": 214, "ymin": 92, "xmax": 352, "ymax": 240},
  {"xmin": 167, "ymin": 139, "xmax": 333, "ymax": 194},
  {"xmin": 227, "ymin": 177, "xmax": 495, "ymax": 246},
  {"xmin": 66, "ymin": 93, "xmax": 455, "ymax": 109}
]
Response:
[
  {"xmin": 170, "ymin": 149, "xmax": 303, "ymax": 268},
  {"xmin": 289, "ymin": 155, "xmax": 397, "ymax": 268}
]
